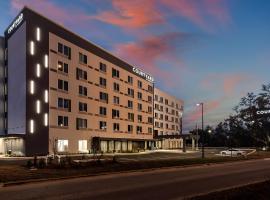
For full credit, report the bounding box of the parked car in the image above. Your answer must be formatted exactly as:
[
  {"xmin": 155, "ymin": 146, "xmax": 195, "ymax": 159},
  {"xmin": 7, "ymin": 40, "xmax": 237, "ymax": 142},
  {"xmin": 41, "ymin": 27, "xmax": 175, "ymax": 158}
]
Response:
[{"xmin": 220, "ymin": 149, "xmax": 246, "ymax": 156}]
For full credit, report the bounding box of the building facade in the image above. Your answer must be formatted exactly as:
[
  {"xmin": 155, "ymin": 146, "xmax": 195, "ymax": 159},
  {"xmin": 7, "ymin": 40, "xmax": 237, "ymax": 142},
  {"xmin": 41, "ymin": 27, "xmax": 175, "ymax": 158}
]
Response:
[
  {"xmin": 154, "ymin": 88, "xmax": 184, "ymax": 149},
  {"xmin": 0, "ymin": 7, "xmax": 183, "ymax": 156}
]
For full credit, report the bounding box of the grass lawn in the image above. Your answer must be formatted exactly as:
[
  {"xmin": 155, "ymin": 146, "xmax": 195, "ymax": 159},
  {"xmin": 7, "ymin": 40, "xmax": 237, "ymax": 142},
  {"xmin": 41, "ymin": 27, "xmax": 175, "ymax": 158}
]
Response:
[{"xmin": 0, "ymin": 150, "xmax": 269, "ymax": 184}]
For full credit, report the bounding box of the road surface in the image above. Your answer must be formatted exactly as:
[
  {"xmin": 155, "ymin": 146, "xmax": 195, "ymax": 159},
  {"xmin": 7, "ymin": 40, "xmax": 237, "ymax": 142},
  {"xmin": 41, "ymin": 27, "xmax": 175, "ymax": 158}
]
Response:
[{"xmin": 1, "ymin": 158, "xmax": 270, "ymax": 200}]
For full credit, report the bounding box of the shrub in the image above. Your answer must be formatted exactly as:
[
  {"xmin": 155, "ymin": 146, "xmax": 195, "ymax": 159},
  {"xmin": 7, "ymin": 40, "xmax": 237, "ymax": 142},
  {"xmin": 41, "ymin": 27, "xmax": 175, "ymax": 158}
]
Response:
[{"xmin": 27, "ymin": 160, "xmax": 33, "ymax": 168}]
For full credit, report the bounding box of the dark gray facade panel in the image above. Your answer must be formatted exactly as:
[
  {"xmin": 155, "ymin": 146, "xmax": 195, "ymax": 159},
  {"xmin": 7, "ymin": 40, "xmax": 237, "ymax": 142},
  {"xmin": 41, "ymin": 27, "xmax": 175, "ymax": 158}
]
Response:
[
  {"xmin": 7, "ymin": 22, "xmax": 26, "ymax": 135},
  {"xmin": 0, "ymin": 36, "xmax": 4, "ymax": 135}
]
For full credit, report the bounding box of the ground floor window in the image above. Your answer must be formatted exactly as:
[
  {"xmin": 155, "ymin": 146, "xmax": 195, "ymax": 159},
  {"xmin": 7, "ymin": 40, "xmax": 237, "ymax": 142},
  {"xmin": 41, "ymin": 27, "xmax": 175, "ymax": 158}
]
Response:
[
  {"xmin": 58, "ymin": 140, "xmax": 68, "ymax": 152},
  {"xmin": 78, "ymin": 140, "xmax": 88, "ymax": 152}
]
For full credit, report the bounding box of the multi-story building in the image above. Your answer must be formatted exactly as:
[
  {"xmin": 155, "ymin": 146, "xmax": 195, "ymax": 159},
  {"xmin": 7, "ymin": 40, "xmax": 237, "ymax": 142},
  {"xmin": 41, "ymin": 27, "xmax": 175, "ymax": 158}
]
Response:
[
  {"xmin": 1, "ymin": 7, "xmax": 155, "ymax": 156},
  {"xmin": 0, "ymin": 7, "xmax": 184, "ymax": 156},
  {"xmin": 154, "ymin": 88, "xmax": 184, "ymax": 149}
]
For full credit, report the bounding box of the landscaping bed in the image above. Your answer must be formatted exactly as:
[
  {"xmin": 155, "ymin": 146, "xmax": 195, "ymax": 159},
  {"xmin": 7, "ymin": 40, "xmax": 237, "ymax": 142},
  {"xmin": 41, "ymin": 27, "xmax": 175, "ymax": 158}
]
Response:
[{"xmin": 0, "ymin": 151, "xmax": 269, "ymax": 185}]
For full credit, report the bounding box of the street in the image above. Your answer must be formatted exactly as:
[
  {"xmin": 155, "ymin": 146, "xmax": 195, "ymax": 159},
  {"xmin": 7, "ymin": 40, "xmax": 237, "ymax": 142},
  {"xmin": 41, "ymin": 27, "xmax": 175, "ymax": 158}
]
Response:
[{"xmin": 0, "ymin": 158, "xmax": 270, "ymax": 200}]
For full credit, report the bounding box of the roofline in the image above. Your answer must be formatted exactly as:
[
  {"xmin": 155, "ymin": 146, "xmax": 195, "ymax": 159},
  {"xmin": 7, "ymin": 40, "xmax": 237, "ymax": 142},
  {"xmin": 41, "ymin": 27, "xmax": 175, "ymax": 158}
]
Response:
[
  {"xmin": 17, "ymin": 6, "xmax": 154, "ymax": 80},
  {"xmin": 154, "ymin": 87, "xmax": 184, "ymax": 104}
]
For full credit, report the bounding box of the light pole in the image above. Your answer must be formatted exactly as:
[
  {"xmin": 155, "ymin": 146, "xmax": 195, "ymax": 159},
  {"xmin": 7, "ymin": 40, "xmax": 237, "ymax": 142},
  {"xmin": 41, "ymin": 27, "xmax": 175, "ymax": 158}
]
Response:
[{"xmin": 196, "ymin": 103, "xmax": 204, "ymax": 159}]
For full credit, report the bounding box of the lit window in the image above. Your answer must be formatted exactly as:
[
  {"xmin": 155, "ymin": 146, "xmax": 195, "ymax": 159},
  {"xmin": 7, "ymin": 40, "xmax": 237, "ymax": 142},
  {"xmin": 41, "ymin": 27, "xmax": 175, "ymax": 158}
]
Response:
[
  {"xmin": 57, "ymin": 140, "xmax": 68, "ymax": 152},
  {"xmin": 44, "ymin": 55, "xmax": 48, "ymax": 68},
  {"xmin": 30, "ymin": 41, "xmax": 34, "ymax": 55},
  {"xmin": 36, "ymin": 27, "xmax": 40, "ymax": 41},
  {"xmin": 30, "ymin": 80, "xmax": 34, "ymax": 94},
  {"xmin": 30, "ymin": 119, "xmax": 34, "ymax": 133},
  {"xmin": 44, "ymin": 113, "xmax": 48, "ymax": 126},
  {"xmin": 36, "ymin": 100, "xmax": 40, "ymax": 114},
  {"xmin": 44, "ymin": 90, "xmax": 48, "ymax": 103},
  {"xmin": 36, "ymin": 63, "xmax": 40, "ymax": 77},
  {"xmin": 78, "ymin": 140, "xmax": 88, "ymax": 153}
]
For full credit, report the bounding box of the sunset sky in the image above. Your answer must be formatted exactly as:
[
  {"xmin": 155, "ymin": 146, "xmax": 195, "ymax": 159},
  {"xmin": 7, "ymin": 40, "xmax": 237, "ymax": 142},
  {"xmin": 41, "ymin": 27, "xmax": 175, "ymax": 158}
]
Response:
[{"xmin": 1, "ymin": 0, "xmax": 270, "ymax": 131}]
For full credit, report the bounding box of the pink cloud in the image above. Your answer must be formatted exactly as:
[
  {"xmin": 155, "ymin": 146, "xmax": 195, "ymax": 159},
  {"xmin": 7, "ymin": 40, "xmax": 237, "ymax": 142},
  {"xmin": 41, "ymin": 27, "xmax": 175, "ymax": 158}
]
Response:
[
  {"xmin": 91, "ymin": 0, "xmax": 231, "ymax": 32},
  {"xmin": 185, "ymin": 99, "xmax": 221, "ymax": 124},
  {"xmin": 93, "ymin": 0, "xmax": 164, "ymax": 29},
  {"xmin": 202, "ymin": 73, "xmax": 251, "ymax": 96},
  {"xmin": 114, "ymin": 32, "xmax": 188, "ymax": 79}
]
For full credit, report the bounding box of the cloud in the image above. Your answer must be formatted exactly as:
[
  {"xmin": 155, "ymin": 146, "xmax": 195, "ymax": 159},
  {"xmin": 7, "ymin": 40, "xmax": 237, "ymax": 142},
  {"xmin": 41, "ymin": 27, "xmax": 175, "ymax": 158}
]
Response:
[
  {"xmin": 114, "ymin": 32, "xmax": 191, "ymax": 79},
  {"xmin": 92, "ymin": 0, "xmax": 231, "ymax": 32},
  {"xmin": 201, "ymin": 73, "xmax": 252, "ymax": 96},
  {"xmin": 92, "ymin": 0, "xmax": 164, "ymax": 29}
]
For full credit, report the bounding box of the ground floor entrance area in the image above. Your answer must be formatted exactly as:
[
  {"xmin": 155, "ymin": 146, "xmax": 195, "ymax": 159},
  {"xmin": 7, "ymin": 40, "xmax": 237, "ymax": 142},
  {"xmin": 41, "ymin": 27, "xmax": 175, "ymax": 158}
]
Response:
[{"xmin": 0, "ymin": 137, "xmax": 25, "ymax": 156}]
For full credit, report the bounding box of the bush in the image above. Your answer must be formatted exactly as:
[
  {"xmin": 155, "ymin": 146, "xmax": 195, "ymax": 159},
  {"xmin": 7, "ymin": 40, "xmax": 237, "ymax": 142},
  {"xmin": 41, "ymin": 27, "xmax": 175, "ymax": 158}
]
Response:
[
  {"xmin": 27, "ymin": 160, "xmax": 33, "ymax": 168},
  {"xmin": 38, "ymin": 158, "xmax": 46, "ymax": 169}
]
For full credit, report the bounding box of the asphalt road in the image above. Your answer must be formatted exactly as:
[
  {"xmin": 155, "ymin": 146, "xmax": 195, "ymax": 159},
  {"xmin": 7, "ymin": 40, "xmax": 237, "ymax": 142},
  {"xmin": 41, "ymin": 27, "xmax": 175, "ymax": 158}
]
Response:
[{"xmin": 1, "ymin": 158, "xmax": 270, "ymax": 200}]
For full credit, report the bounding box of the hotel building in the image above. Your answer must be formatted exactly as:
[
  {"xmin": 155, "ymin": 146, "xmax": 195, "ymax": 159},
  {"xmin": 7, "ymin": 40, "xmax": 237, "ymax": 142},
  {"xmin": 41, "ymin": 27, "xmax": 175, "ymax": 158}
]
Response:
[
  {"xmin": 0, "ymin": 7, "xmax": 183, "ymax": 156},
  {"xmin": 154, "ymin": 88, "xmax": 184, "ymax": 149}
]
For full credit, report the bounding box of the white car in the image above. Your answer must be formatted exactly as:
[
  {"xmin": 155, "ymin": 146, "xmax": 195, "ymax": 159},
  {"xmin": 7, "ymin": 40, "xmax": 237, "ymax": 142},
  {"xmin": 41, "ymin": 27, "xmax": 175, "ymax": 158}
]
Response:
[{"xmin": 220, "ymin": 149, "xmax": 246, "ymax": 156}]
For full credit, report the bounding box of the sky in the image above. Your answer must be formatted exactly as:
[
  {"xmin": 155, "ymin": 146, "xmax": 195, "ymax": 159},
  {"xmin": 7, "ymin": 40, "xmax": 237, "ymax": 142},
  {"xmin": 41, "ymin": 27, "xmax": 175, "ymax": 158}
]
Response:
[{"xmin": 1, "ymin": 0, "xmax": 270, "ymax": 132}]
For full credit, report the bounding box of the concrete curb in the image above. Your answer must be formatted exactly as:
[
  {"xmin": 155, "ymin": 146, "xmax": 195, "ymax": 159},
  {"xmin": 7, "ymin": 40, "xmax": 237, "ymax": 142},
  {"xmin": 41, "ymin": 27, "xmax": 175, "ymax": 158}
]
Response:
[{"xmin": 2, "ymin": 157, "xmax": 268, "ymax": 188}]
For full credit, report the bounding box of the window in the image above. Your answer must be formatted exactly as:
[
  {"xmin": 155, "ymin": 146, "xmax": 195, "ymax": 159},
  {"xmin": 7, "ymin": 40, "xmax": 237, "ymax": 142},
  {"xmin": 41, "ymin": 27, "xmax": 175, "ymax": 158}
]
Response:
[
  {"xmin": 137, "ymin": 126, "xmax": 142, "ymax": 133},
  {"xmin": 113, "ymin": 82, "xmax": 120, "ymax": 92},
  {"xmin": 58, "ymin": 116, "xmax": 68, "ymax": 127},
  {"xmin": 100, "ymin": 92, "xmax": 108, "ymax": 102},
  {"xmin": 113, "ymin": 123, "xmax": 120, "ymax": 131},
  {"xmin": 99, "ymin": 107, "xmax": 107, "ymax": 116},
  {"xmin": 112, "ymin": 68, "xmax": 119, "ymax": 78},
  {"xmin": 76, "ymin": 68, "xmax": 87, "ymax": 80},
  {"xmin": 57, "ymin": 61, "xmax": 68, "ymax": 73},
  {"xmin": 148, "ymin": 117, "xmax": 153, "ymax": 124},
  {"xmin": 79, "ymin": 52, "xmax": 87, "ymax": 64},
  {"xmin": 160, "ymin": 123, "xmax": 163, "ymax": 128},
  {"xmin": 36, "ymin": 64, "xmax": 41, "ymax": 77},
  {"xmin": 99, "ymin": 121, "xmax": 107, "ymax": 130},
  {"xmin": 155, "ymin": 95, "xmax": 158, "ymax": 101},
  {"xmin": 138, "ymin": 80, "xmax": 142, "ymax": 88},
  {"xmin": 99, "ymin": 77, "xmax": 106, "ymax": 87},
  {"xmin": 165, "ymin": 99, "xmax": 168, "ymax": 105},
  {"xmin": 112, "ymin": 109, "xmax": 120, "ymax": 118},
  {"xmin": 79, "ymin": 102, "xmax": 87, "ymax": 112},
  {"xmin": 138, "ymin": 103, "xmax": 142, "ymax": 111},
  {"xmin": 165, "ymin": 115, "xmax": 168, "ymax": 121},
  {"xmin": 160, "ymin": 97, "xmax": 163, "ymax": 103},
  {"xmin": 30, "ymin": 119, "xmax": 34, "ymax": 133},
  {"xmin": 155, "ymin": 122, "xmax": 159, "ymax": 127},
  {"xmin": 78, "ymin": 140, "xmax": 88, "ymax": 153},
  {"xmin": 128, "ymin": 125, "xmax": 133, "ymax": 133},
  {"xmin": 148, "ymin": 127, "xmax": 152, "ymax": 134},
  {"xmin": 113, "ymin": 96, "xmax": 120, "ymax": 104},
  {"xmin": 148, "ymin": 106, "xmax": 152, "ymax": 113},
  {"xmin": 160, "ymin": 106, "xmax": 163, "ymax": 111},
  {"xmin": 155, "ymin": 113, "xmax": 158, "ymax": 119},
  {"xmin": 100, "ymin": 62, "xmax": 107, "ymax": 72},
  {"xmin": 160, "ymin": 114, "xmax": 163, "ymax": 120},
  {"xmin": 128, "ymin": 88, "xmax": 134, "ymax": 97},
  {"xmin": 155, "ymin": 104, "xmax": 159, "ymax": 109},
  {"xmin": 30, "ymin": 80, "xmax": 35, "ymax": 94},
  {"xmin": 128, "ymin": 76, "xmax": 133, "ymax": 84},
  {"xmin": 128, "ymin": 100, "xmax": 133, "ymax": 108},
  {"xmin": 58, "ymin": 98, "xmax": 71, "ymax": 111},
  {"xmin": 138, "ymin": 115, "xmax": 142, "ymax": 122},
  {"xmin": 36, "ymin": 27, "xmax": 40, "ymax": 41},
  {"xmin": 79, "ymin": 85, "xmax": 87, "ymax": 96},
  {"xmin": 148, "ymin": 85, "xmax": 153, "ymax": 92},
  {"xmin": 166, "ymin": 108, "xmax": 169, "ymax": 113},
  {"xmin": 148, "ymin": 96, "xmax": 152, "ymax": 103},
  {"xmin": 58, "ymin": 43, "xmax": 63, "ymax": 53},
  {"xmin": 58, "ymin": 43, "xmax": 71, "ymax": 59},
  {"xmin": 57, "ymin": 140, "xmax": 68, "ymax": 152},
  {"xmin": 58, "ymin": 79, "xmax": 68, "ymax": 91},
  {"xmin": 128, "ymin": 113, "xmax": 134, "ymax": 121},
  {"xmin": 137, "ymin": 92, "xmax": 142, "ymax": 100},
  {"xmin": 76, "ymin": 118, "xmax": 87, "ymax": 129}
]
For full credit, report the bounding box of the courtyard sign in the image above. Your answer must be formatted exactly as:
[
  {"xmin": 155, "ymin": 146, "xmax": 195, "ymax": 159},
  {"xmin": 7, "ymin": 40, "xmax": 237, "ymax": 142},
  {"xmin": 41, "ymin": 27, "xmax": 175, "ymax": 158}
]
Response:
[
  {"xmin": 7, "ymin": 13, "xmax": 24, "ymax": 34},
  {"xmin": 132, "ymin": 67, "xmax": 154, "ymax": 83},
  {"xmin": 256, "ymin": 109, "xmax": 270, "ymax": 115}
]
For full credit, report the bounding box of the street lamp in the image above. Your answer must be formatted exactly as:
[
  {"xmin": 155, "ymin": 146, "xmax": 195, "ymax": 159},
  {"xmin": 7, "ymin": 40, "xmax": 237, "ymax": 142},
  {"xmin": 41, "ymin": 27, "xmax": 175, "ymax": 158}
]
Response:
[{"xmin": 196, "ymin": 102, "xmax": 204, "ymax": 159}]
